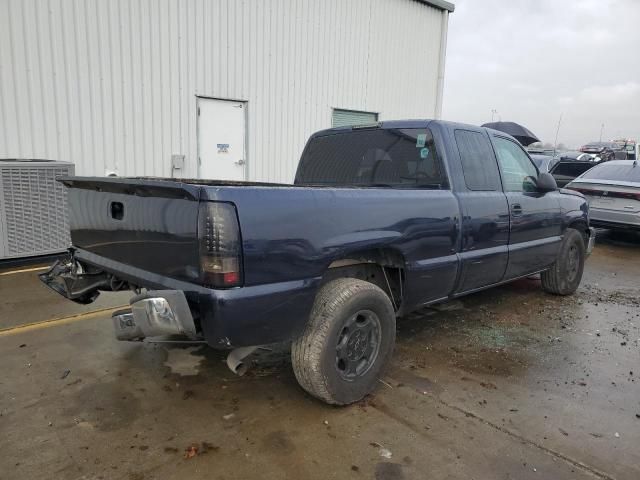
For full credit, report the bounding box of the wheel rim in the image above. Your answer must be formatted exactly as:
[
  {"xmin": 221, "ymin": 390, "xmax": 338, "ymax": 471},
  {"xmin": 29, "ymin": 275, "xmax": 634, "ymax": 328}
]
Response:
[
  {"xmin": 335, "ymin": 309, "xmax": 382, "ymax": 380},
  {"xmin": 566, "ymin": 244, "xmax": 579, "ymax": 282}
]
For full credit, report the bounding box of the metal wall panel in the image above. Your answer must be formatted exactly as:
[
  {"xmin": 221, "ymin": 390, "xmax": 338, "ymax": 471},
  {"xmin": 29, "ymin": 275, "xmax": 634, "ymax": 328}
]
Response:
[{"xmin": 0, "ymin": 0, "xmax": 446, "ymax": 183}]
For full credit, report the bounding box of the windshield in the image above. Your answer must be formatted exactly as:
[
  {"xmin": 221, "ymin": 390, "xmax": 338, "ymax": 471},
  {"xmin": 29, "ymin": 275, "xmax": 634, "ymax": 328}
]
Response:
[
  {"xmin": 295, "ymin": 128, "xmax": 447, "ymax": 188},
  {"xmin": 580, "ymin": 161, "xmax": 640, "ymax": 182}
]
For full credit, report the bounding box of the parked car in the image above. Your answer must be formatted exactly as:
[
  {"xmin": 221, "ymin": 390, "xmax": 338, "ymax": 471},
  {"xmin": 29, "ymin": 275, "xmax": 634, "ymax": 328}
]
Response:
[
  {"xmin": 530, "ymin": 154, "xmax": 559, "ymax": 172},
  {"xmin": 567, "ymin": 160, "xmax": 640, "ymax": 231},
  {"xmin": 40, "ymin": 120, "xmax": 596, "ymax": 405},
  {"xmin": 612, "ymin": 139, "xmax": 636, "ymax": 160},
  {"xmin": 558, "ymin": 151, "xmax": 596, "ymax": 162},
  {"xmin": 550, "ymin": 159, "xmax": 598, "ymax": 188},
  {"xmin": 626, "ymin": 143, "xmax": 636, "ymax": 160},
  {"xmin": 579, "ymin": 142, "xmax": 617, "ymax": 162},
  {"xmin": 531, "ymin": 153, "xmax": 596, "ymax": 187}
]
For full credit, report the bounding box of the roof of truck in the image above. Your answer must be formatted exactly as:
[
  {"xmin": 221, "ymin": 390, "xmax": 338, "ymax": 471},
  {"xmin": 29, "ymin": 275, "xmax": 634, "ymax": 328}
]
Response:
[{"xmin": 311, "ymin": 119, "xmax": 507, "ymax": 139}]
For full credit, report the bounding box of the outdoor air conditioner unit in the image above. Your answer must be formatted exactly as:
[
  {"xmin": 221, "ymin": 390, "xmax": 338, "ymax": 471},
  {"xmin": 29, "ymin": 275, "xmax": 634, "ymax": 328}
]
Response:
[{"xmin": 0, "ymin": 159, "xmax": 74, "ymax": 260}]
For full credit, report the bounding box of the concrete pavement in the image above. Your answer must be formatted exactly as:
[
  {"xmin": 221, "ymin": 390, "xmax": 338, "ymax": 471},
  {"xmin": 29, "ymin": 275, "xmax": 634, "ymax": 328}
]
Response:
[{"xmin": 1, "ymin": 231, "xmax": 638, "ymax": 480}]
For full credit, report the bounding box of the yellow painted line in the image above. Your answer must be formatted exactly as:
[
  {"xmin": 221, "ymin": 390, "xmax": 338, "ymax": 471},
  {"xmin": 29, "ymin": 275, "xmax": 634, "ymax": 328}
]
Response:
[
  {"xmin": 0, "ymin": 266, "xmax": 50, "ymax": 276},
  {"xmin": 0, "ymin": 305, "xmax": 128, "ymax": 337}
]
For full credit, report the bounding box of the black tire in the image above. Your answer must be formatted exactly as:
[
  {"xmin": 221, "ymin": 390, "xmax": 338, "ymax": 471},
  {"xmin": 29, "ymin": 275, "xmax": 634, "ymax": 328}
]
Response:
[
  {"xmin": 541, "ymin": 228, "xmax": 585, "ymax": 295},
  {"xmin": 291, "ymin": 278, "xmax": 396, "ymax": 405}
]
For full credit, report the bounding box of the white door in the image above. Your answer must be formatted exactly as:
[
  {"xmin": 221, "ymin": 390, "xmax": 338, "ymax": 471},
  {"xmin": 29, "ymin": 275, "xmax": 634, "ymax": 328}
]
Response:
[{"xmin": 198, "ymin": 98, "xmax": 246, "ymax": 180}]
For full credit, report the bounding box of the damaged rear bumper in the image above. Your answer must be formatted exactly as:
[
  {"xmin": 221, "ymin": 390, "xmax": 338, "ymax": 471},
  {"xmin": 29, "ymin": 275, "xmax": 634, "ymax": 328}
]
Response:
[
  {"xmin": 38, "ymin": 256, "xmax": 126, "ymax": 304},
  {"xmin": 41, "ymin": 248, "xmax": 320, "ymax": 348},
  {"xmin": 112, "ymin": 291, "xmax": 198, "ymax": 341}
]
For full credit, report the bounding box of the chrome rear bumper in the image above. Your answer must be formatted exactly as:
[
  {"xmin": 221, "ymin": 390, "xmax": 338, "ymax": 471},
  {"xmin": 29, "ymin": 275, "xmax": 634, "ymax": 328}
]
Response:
[{"xmin": 112, "ymin": 290, "xmax": 198, "ymax": 341}]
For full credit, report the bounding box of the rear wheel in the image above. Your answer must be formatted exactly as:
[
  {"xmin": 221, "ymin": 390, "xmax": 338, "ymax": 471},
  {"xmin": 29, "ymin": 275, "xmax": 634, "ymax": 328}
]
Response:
[
  {"xmin": 291, "ymin": 278, "xmax": 396, "ymax": 405},
  {"xmin": 541, "ymin": 228, "xmax": 585, "ymax": 295}
]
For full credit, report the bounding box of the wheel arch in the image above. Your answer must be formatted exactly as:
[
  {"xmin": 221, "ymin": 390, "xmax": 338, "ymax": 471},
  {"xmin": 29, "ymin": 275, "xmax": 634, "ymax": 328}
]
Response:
[
  {"xmin": 567, "ymin": 218, "xmax": 590, "ymax": 244},
  {"xmin": 321, "ymin": 247, "xmax": 407, "ymax": 313}
]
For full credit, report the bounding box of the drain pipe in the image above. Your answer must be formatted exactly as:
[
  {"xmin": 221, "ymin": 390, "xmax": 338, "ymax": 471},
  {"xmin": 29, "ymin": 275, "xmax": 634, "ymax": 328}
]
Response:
[
  {"xmin": 226, "ymin": 346, "xmax": 259, "ymax": 376},
  {"xmin": 434, "ymin": 10, "xmax": 450, "ymax": 120}
]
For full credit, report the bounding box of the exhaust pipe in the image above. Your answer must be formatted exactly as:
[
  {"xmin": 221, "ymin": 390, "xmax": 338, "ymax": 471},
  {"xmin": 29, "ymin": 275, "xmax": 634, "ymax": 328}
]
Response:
[{"xmin": 226, "ymin": 346, "xmax": 259, "ymax": 376}]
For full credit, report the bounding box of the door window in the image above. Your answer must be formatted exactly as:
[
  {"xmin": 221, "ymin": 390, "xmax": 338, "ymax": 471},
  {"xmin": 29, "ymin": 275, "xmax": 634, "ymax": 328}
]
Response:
[
  {"xmin": 455, "ymin": 130, "xmax": 501, "ymax": 191},
  {"xmin": 493, "ymin": 137, "xmax": 539, "ymax": 192}
]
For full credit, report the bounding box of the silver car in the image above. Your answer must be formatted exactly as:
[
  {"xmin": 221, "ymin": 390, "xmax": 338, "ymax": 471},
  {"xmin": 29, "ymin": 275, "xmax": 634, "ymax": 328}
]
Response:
[{"xmin": 567, "ymin": 160, "xmax": 640, "ymax": 231}]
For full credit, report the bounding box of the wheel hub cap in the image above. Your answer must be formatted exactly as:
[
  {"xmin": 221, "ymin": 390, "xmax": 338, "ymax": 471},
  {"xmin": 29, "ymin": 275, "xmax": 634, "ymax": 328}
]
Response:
[{"xmin": 335, "ymin": 310, "xmax": 382, "ymax": 380}]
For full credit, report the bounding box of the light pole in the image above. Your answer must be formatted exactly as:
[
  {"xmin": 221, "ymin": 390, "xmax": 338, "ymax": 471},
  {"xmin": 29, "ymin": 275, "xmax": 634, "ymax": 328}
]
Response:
[
  {"xmin": 491, "ymin": 109, "xmax": 498, "ymax": 122},
  {"xmin": 553, "ymin": 113, "xmax": 563, "ymax": 155}
]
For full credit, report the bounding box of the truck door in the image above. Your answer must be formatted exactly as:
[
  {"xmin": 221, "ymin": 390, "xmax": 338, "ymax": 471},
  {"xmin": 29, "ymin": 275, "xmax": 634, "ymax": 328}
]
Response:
[
  {"xmin": 453, "ymin": 129, "xmax": 510, "ymax": 293},
  {"xmin": 491, "ymin": 136, "xmax": 563, "ymax": 279}
]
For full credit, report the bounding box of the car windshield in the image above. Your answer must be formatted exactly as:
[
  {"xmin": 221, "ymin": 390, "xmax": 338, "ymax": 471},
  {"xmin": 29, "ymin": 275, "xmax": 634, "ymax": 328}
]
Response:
[{"xmin": 580, "ymin": 161, "xmax": 640, "ymax": 182}]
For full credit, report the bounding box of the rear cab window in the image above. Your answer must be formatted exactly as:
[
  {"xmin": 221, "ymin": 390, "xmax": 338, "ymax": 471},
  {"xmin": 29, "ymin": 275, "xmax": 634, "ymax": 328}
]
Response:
[{"xmin": 295, "ymin": 128, "xmax": 448, "ymax": 189}]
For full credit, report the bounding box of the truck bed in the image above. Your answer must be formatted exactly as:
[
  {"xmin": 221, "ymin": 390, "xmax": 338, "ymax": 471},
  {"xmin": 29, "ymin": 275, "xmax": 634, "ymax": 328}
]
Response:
[{"xmin": 60, "ymin": 175, "xmax": 460, "ymax": 302}]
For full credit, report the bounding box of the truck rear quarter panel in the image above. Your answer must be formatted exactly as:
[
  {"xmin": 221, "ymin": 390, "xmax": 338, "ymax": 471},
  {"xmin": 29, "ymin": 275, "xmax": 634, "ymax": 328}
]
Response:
[{"xmin": 202, "ymin": 186, "xmax": 460, "ymax": 309}]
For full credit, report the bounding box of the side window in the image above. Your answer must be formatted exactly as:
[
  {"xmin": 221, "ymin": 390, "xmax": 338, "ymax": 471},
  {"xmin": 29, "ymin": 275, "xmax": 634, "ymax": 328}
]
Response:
[
  {"xmin": 454, "ymin": 130, "xmax": 501, "ymax": 191},
  {"xmin": 493, "ymin": 137, "xmax": 539, "ymax": 192}
]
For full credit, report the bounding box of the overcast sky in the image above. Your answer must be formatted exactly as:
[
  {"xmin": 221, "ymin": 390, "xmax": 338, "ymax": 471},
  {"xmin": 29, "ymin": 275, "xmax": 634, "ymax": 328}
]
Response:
[{"xmin": 442, "ymin": 0, "xmax": 640, "ymax": 148}]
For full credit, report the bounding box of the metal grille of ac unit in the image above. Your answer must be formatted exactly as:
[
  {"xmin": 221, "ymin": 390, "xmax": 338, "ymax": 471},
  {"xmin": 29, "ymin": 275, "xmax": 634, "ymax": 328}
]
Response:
[{"xmin": 0, "ymin": 160, "xmax": 74, "ymax": 259}]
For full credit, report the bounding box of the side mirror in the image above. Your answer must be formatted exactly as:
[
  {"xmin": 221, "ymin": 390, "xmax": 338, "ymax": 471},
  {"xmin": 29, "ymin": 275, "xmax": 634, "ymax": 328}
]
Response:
[{"xmin": 536, "ymin": 172, "xmax": 558, "ymax": 192}]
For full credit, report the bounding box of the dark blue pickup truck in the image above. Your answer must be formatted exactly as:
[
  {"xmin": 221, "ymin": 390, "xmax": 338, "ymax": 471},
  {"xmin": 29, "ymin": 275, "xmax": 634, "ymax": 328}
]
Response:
[{"xmin": 41, "ymin": 120, "xmax": 595, "ymax": 404}]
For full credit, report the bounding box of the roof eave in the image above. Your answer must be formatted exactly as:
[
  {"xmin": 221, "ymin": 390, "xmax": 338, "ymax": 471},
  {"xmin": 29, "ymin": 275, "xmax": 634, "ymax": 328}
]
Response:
[{"xmin": 417, "ymin": 0, "xmax": 455, "ymax": 13}]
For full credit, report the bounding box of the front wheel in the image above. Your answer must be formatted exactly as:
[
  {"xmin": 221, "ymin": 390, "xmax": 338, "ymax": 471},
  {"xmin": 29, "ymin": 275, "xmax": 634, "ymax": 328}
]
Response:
[
  {"xmin": 291, "ymin": 278, "xmax": 396, "ymax": 405},
  {"xmin": 541, "ymin": 228, "xmax": 585, "ymax": 295}
]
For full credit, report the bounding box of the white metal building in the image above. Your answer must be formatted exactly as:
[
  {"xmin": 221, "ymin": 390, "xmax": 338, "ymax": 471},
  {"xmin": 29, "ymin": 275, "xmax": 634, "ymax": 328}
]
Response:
[{"xmin": 0, "ymin": 0, "xmax": 453, "ymax": 184}]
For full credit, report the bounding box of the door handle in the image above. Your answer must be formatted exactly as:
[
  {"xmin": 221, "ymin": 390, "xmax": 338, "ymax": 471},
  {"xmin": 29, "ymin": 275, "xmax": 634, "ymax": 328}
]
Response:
[
  {"xmin": 235, "ymin": 159, "xmax": 246, "ymax": 166},
  {"xmin": 511, "ymin": 204, "xmax": 523, "ymax": 216}
]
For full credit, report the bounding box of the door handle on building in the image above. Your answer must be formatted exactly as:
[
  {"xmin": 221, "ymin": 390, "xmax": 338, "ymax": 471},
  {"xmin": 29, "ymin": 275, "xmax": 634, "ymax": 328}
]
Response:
[{"xmin": 235, "ymin": 159, "xmax": 246, "ymax": 166}]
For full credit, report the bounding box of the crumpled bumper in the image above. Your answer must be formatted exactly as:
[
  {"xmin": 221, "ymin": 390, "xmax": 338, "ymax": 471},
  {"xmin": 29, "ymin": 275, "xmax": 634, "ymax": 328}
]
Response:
[
  {"xmin": 112, "ymin": 290, "xmax": 198, "ymax": 341},
  {"xmin": 38, "ymin": 257, "xmax": 113, "ymax": 304}
]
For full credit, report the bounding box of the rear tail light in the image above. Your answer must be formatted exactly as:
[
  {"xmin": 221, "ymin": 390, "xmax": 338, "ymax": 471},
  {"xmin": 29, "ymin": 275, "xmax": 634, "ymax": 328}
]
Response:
[
  {"xmin": 621, "ymin": 192, "xmax": 640, "ymax": 201},
  {"xmin": 567, "ymin": 187, "xmax": 640, "ymax": 201},
  {"xmin": 197, "ymin": 202, "xmax": 242, "ymax": 288}
]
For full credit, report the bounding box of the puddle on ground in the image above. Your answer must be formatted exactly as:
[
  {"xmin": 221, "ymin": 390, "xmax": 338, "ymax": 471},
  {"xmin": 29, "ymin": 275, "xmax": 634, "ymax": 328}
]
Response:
[
  {"xmin": 163, "ymin": 346, "xmax": 207, "ymax": 376},
  {"xmin": 387, "ymin": 366, "xmax": 443, "ymax": 396}
]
